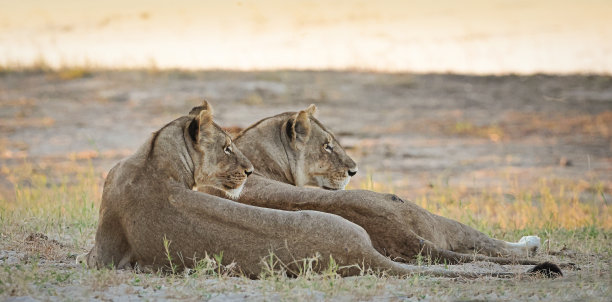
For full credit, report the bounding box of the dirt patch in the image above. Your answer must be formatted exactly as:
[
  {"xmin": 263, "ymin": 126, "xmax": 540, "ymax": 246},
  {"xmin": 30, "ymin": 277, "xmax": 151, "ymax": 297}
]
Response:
[
  {"xmin": 0, "ymin": 71, "xmax": 610, "ymax": 301},
  {"xmin": 0, "ymin": 71, "xmax": 610, "ymax": 197}
]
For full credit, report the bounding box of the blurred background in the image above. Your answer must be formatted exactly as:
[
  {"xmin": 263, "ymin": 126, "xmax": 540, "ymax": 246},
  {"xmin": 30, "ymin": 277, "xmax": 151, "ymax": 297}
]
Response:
[
  {"xmin": 1, "ymin": 0, "xmax": 610, "ymax": 230},
  {"xmin": 0, "ymin": 2, "xmax": 610, "ymax": 299},
  {"xmin": 1, "ymin": 0, "xmax": 611, "ymax": 73}
]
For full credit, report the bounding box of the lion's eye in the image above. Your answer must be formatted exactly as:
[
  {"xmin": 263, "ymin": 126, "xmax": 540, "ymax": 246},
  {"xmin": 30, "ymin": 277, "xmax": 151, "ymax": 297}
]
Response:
[
  {"xmin": 224, "ymin": 146, "xmax": 232, "ymax": 155},
  {"xmin": 324, "ymin": 143, "xmax": 333, "ymax": 153}
]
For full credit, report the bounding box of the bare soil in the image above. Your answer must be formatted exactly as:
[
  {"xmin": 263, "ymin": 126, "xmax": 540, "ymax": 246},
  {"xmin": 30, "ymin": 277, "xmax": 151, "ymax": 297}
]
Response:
[
  {"xmin": 1, "ymin": 71, "xmax": 610, "ymax": 196},
  {"xmin": 0, "ymin": 71, "xmax": 610, "ymax": 301}
]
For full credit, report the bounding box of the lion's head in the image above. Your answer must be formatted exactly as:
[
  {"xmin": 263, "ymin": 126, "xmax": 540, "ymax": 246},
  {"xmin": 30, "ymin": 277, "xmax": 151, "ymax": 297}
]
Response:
[
  {"xmin": 283, "ymin": 104, "xmax": 358, "ymax": 190},
  {"xmin": 188, "ymin": 101, "xmax": 254, "ymax": 199}
]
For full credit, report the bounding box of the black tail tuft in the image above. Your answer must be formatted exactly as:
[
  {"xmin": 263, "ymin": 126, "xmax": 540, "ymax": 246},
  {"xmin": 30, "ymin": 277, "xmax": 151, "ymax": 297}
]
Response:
[{"xmin": 527, "ymin": 262, "xmax": 563, "ymax": 278}]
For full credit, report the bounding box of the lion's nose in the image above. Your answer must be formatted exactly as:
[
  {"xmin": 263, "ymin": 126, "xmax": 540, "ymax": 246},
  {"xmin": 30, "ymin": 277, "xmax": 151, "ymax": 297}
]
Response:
[
  {"xmin": 245, "ymin": 169, "xmax": 253, "ymax": 177},
  {"xmin": 348, "ymin": 168, "xmax": 357, "ymax": 177}
]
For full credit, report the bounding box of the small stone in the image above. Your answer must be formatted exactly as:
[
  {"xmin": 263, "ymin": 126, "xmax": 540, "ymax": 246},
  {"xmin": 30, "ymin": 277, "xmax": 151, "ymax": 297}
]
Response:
[{"xmin": 559, "ymin": 157, "xmax": 572, "ymax": 167}]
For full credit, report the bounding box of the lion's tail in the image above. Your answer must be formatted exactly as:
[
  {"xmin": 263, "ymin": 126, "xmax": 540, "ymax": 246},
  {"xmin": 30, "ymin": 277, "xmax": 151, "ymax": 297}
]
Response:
[
  {"xmin": 372, "ymin": 254, "xmax": 562, "ymax": 279},
  {"xmin": 424, "ymin": 245, "xmax": 541, "ymax": 265}
]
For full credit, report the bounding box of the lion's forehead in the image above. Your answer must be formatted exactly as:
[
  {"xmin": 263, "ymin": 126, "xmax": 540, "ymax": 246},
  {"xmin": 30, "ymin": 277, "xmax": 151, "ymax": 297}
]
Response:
[{"xmin": 211, "ymin": 123, "xmax": 232, "ymax": 141}]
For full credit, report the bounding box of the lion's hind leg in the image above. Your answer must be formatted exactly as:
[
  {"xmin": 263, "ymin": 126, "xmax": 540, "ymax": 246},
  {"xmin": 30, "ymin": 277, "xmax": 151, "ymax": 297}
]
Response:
[
  {"xmin": 504, "ymin": 235, "xmax": 541, "ymax": 256},
  {"xmin": 77, "ymin": 246, "xmax": 133, "ymax": 269},
  {"xmin": 87, "ymin": 210, "xmax": 134, "ymax": 269},
  {"xmin": 418, "ymin": 237, "xmax": 540, "ymax": 265},
  {"xmin": 427, "ymin": 213, "xmax": 541, "ymax": 258}
]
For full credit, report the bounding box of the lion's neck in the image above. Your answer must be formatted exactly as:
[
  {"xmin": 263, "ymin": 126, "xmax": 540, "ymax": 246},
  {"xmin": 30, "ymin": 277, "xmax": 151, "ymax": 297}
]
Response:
[
  {"xmin": 136, "ymin": 118, "xmax": 196, "ymax": 189},
  {"xmin": 235, "ymin": 118, "xmax": 297, "ymax": 185}
]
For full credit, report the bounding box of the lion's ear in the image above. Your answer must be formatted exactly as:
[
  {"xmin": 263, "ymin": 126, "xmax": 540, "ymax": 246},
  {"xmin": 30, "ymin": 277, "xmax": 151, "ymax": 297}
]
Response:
[
  {"xmin": 196, "ymin": 101, "xmax": 214, "ymax": 140},
  {"xmin": 188, "ymin": 117, "xmax": 199, "ymax": 142},
  {"xmin": 305, "ymin": 104, "xmax": 317, "ymax": 116},
  {"xmin": 289, "ymin": 110, "xmax": 311, "ymax": 145},
  {"xmin": 198, "ymin": 100, "xmax": 213, "ymax": 122},
  {"xmin": 189, "ymin": 99, "xmax": 213, "ymax": 116}
]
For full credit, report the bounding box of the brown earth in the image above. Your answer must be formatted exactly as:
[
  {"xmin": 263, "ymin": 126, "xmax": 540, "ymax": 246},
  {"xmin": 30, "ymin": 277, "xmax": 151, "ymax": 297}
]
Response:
[
  {"xmin": 1, "ymin": 71, "xmax": 610, "ymax": 199},
  {"xmin": 0, "ymin": 71, "xmax": 610, "ymax": 301}
]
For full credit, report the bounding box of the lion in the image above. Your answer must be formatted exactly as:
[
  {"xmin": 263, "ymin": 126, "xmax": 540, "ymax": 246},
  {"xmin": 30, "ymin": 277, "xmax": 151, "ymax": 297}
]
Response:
[
  {"xmin": 207, "ymin": 104, "xmax": 551, "ymax": 266},
  {"xmin": 86, "ymin": 101, "xmax": 559, "ymax": 278}
]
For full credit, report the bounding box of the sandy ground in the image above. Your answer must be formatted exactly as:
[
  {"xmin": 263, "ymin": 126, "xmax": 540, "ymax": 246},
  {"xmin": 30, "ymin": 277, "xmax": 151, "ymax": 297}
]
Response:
[
  {"xmin": 0, "ymin": 237, "xmax": 608, "ymax": 301},
  {"xmin": 0, "ymin": 70, "xmax": 611, "ymax": 300},
  {"xmin": 1, "ymin": 71, "xmax": 610, "ymax": 197}
]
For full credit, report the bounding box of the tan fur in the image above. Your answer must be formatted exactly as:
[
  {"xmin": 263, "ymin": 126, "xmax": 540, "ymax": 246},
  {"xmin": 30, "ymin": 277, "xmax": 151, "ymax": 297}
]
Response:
[
  {"xmin": 86, "ymin": 102, "xmax": 493, "ymax": 277},
  {"xmin": 229, "ymin": 105, "xmax": 547, "ymax": 265},
  {"xmin": 86, "ymin": 102, "xmax": 543, "ymax": 278}
]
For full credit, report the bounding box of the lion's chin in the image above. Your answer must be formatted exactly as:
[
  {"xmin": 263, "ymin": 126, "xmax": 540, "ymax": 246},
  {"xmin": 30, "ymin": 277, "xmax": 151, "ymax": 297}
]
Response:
[
  {"xmin": 322, "ymin": 186, "xmax": 340, "ymax": 191},
  {"xmin": 321, "ymin": 179, "xmax": 349, "ymax": 191},
  {"xmin": 317, "ymin": 176, "xmax": 350, "ymax": 191},
  {"xmin": 222, "ymin": 182, "xmax": 245, "ymax": 200}
]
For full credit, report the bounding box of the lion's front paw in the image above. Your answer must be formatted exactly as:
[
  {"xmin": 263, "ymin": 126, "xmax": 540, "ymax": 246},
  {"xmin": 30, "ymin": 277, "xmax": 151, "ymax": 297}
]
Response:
[{"xmin": 518, "ymin": 235, "xmax": 541, "ymax": 255}]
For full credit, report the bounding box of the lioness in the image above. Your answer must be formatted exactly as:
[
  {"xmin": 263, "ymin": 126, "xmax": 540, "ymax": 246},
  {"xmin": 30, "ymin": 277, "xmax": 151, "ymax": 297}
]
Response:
[
  {"xmin": 87, "ymin": 101, "xmax": 558, "ymax": 278},
  {"xmin": 213, "ymin": 104, "xmax": 547, "ymax": 265}
]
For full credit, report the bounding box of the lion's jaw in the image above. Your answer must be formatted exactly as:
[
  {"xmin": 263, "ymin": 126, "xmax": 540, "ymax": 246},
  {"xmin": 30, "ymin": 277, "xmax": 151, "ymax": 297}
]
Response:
[
  {"xmin": 197, "ymin": 182, "xmax": 246, "ymax": 200},
  {"xmin": 315, "ymin": 174, "xmax": 351, "ymax": 191},
  {"xmin": 302, "ymin": 162, "xmax": 353, "ymax": 190},
  {"xmin": 195, "ymin": 166, "xmax": 251, "ymax": 200},
  {"xmin": 223, "ymin": 182, "xmax": 245, "ymax": 199},
  {"xmin": 216, "ymin": 170, "xmax": 249, "ymax": 200}
]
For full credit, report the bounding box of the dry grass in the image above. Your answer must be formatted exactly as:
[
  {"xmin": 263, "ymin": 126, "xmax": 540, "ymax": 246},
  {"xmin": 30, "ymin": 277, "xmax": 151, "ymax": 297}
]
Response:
[
  {"xmin": 436, "ymin": 111, "xmax": 612, "ymax": 142},
  {"xmin": 0, "ymin": 58, "xmax": 98, "ymax": 80},
  {"xmin": 414, "ymin": 178, "xmax": 610, "ymax": 231},
  {"xmin": 0, "ymin": 163, "xmax": 610, "ymax": 301}
]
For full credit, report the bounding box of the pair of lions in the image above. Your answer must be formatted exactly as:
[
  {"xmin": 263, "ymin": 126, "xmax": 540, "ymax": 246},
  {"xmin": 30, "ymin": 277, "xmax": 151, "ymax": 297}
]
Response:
[{"xmin": 86, "ymin": 101, "xmax": 561, "ymax": 278}]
